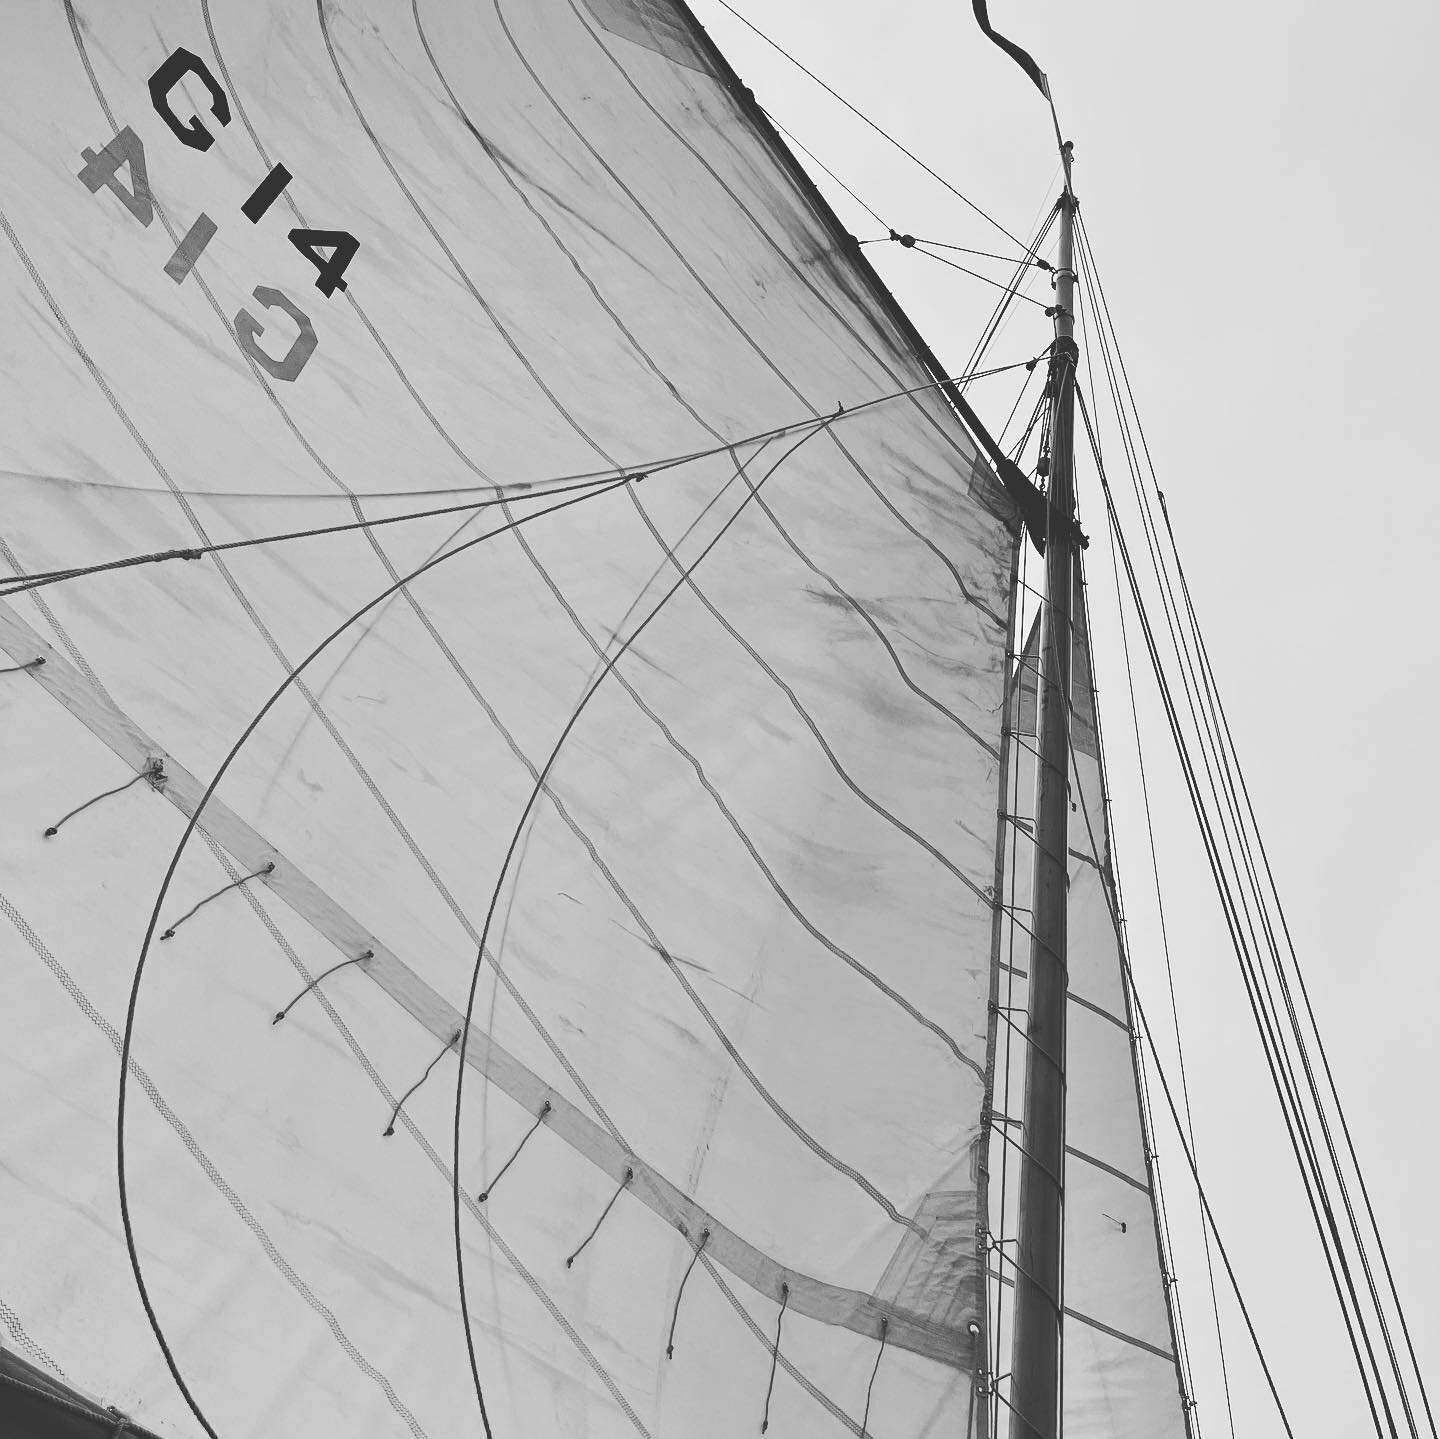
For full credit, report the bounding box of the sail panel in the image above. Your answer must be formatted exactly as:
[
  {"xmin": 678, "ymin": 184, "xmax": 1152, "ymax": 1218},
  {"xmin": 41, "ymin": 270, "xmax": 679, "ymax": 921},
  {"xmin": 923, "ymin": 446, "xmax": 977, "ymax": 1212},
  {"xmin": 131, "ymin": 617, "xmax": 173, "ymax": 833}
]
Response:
[
  {"xmin": 1, "ymin": 1, "xmax": 1018, "ymax": 1435},
  {"xmin": 1058, "ymin": 570, "xmax": 1189, "ymax": 1438}
]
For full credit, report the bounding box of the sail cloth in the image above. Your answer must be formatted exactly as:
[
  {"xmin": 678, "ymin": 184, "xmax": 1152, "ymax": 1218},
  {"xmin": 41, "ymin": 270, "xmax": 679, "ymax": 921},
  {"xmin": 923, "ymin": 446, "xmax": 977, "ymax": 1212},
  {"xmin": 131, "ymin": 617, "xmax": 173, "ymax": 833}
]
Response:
[
  {"xmin": 1004, "ymin": 568, "xmax": 1189, "ymax": 1437},
  {"xmin": 0, "ymin": 2, "xmax": 1021, "ymax": 1436}
]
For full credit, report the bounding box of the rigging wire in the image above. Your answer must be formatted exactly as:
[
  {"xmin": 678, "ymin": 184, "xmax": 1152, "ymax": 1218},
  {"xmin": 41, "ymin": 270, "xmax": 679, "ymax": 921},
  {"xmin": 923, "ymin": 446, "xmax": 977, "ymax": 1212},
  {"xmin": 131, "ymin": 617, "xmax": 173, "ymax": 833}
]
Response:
[
  {"xmin": 1076, "ymin": 215, "xmax": 1429, "ymax": 1437},
  {"xmin": 0, "ymin": 473, "xmax": 630, "ymax": 598},
  {"xmin": 1074, "ymin": 275, "xmax": 1238, "ymax": 1439},
  {"xmin": 448, "ymin": 418, "xmax": 838, "ymax": 1432},
  {"xmin": 114, "ymin": 470, "xmax": 640, "ymax": 1439},
  {"xmin": 1011, "ymin": 420, "xmax": 1286, "ymax": 1427},
  {"xmin": 1082, "ymin": 206, "xmax": 1433, "ymax": 1432},
  {"xmin": 0, "ymin": 359, "xmax": 1034, "ymax": 601},
  {"xmin": 77, "ymin": 355, "xmax": 1029, "ymax": 1439},
  {"xmin": 861, "ymin": 233, "xmax": 1049, "ymax": 270},
  {"xmin": 1158, "ymin": 480, "xmax": 1436, "ymax": 1439},
  {"xmin": 1056, "ymin": 665, "xmax": 1298, "ymax": 1439},
  {"xmin": 709, "ymin": 0, "xmax": 1028, "ymax": 248},
  {"xmin": 909, "ymin": 240, "xmax": 1051, "ymax": 305},
  {"xmin": 766, "ymin": 114, "xmax": 889, "ymax": 229},
  {"xmin": 956, "ymin": 204, "xmax": 1060, "ymax": 395},
  {"xmin": 1073, "ymin": 381, "xmax": 1396, "ymax": 1439}
]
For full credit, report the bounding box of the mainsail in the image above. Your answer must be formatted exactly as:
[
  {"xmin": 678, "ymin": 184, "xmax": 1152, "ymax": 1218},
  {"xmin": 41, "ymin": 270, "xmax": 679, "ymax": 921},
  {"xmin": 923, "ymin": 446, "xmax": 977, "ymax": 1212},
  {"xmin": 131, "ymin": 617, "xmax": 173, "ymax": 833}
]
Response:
[{"xmin": 0, "ymin": 1, "xmax": 1183, "ymax": 1436}]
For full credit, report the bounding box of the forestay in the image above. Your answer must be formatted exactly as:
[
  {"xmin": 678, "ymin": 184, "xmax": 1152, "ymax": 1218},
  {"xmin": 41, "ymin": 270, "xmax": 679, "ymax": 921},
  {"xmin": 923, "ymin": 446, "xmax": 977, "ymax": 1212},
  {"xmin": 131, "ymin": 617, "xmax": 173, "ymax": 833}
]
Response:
[{"xmin": 0, "ymin": 1, "xmax": 1020, "ymax": 1435}]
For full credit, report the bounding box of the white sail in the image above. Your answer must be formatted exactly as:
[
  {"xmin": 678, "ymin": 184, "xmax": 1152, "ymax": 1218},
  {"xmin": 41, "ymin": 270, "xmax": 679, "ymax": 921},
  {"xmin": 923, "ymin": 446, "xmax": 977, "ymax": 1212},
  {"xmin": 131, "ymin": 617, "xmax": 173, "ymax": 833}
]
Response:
[
  {"xmin": 999, "ymin": 571, "xmax": 1188, "ymax": 1437},
  {"xmin": 0, "ymin": 1, "xmax": 1026, "ymax": 1435}
]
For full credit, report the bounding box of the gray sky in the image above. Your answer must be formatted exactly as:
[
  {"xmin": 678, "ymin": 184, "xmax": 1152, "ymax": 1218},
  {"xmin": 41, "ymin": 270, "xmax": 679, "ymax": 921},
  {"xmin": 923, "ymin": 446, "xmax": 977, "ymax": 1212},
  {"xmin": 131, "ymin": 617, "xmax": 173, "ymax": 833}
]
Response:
[{"xmin": 689, "ymin": 1, "xmax": 1440, "ymax": 1433}]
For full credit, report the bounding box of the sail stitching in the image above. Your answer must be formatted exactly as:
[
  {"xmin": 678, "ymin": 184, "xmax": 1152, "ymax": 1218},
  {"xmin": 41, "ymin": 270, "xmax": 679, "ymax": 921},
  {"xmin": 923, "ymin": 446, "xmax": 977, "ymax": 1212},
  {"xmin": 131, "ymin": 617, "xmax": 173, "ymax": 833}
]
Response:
[
  {"xmin": 0, "ymin": 600, "xmax": 962, "ymax": 1371},
  {"xmin": 493, "ymin": 0, "xmax": 1011, "ymax": 621},
  {"xmin": 308, "ymin": 7, "xmax": 980, "ymax": 1226},
  {"xmin": 0, "ymin": 888, "xmax": 429, "ymax": 1438},
  {"xmin": 338, "ymin": 1, "xmax": 998, "ymax": 1067}
]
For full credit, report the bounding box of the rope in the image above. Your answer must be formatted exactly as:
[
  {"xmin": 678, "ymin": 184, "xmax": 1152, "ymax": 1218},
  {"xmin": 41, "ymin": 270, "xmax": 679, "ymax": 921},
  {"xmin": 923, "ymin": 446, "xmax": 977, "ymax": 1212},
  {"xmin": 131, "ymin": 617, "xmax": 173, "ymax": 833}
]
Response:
[
  {"xmin": 956, "ymin": 204, "xmax": 1060, "ymax": 395},
  {"xmin": 863, "ymin": 232, "xmax": 1048, "ymax": 270},
  {"xmin": 665, "ymin": 1228, "xmax": 710, "ymax": 1358},
  {"xmin": 1076, "ymin": 213, "xmax": 1429, "ymax": 1435},
  {"xmin": 860, "ymin": 1317, "xmax": 888, "ymax": 1437},
  {"xmin": 769, "ymin": 117, "xmax": 887, "ymax": 229},
  {"xmin": 1057, "ymin": 648, "xmax": 1298, "ymax": 1437},
  {"xmin": 909, "ymin": 240, "xmax": 1051, "ymax": 305},
  {"xmin": 272, "ymin": 950, "xmax": 373, "ymax": 1024},
  {"xmin": 160, "ymin": 862, "xmax": 274, "ymax": 940},
  {"xmin": 1073, "ymin": 384, "xmax": 1325, "ymax": 1437},
  {"xmin": 446, "ymin": 417, "xmax": 855, "ymax": 1421},
  {"xmin": 0, "ymin": 473, "xmax": 629, "ymax": 600},
  {"xmin": 0, "ymin": 656, "xmax": 44, "ymax": 674},
  {"xmin": 1075, "ymin": 271, "xmax": 1238, "ymax": 1439},
  {"xmin": 711, "ymin": 0, "xmax": 1026, "ymax": 248},
  {"xmin": 759, "ymin": 1283, "xmax": 789, "ymax": 1433},
  {"xmin": 44, "ymin": 760, "xmax": 163, "ymax": 837},
  {"xmin": 565, "ymin": 1168, "xmax": 632, "ymax": 1268},
  {"xmin": 383, "ymin": 1030, "xmax": 460, "ymax": 1138},
  {"xmin": 0, "ymin": 361, "xmax": 1032, "ymax": 603},
  {"xmin": 477, "ymin": 1102, "xmax": 551, "ymax": 1201}
]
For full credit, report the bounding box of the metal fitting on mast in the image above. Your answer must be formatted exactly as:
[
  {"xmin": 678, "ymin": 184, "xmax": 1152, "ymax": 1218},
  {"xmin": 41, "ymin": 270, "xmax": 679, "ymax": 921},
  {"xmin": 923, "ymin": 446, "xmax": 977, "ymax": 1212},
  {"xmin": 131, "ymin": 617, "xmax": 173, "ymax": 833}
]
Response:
[{"xmin": 1009, "ymin": 163, "xmax": 1080, "ymax": 1439}]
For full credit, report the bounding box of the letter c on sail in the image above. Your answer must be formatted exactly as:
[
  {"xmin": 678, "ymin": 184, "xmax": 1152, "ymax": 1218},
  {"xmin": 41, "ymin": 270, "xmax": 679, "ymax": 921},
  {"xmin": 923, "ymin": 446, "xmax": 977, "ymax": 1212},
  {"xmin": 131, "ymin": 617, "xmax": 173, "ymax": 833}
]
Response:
[
  {"xmin": 148, "ymin": 48, "xmax": 232, "ymax": 152},
  {"xmin": 235, "ymin": 287, "xmax": 317, "ymax": 382}
]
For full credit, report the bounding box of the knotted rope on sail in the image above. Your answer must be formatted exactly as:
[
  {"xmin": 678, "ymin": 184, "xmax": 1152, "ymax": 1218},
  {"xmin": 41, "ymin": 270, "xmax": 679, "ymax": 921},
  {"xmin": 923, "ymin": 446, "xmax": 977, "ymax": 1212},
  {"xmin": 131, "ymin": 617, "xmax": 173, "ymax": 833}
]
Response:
[
  {"xmin": 43, "ymin": 758, "xmax": 165, "ymax": 838},
  {"xmin": 161, "ymin": 862, "xmax": 275, "ymax": 940},
  {"xmin": 477, "ymin": 1101, "xmax": 551, "ymax": 1200},
  {"xmin": 760, "ymin": 1283, "xmax": 790, "ymax": 1433},
  {"xmin": 383, "ymin": 1028, "xmax": 461, "ymax": 1137},
  {"xmin": 665, "ymin": 1227, "xmax": 710, "ymax": 1359},
  {"xmin": 564, "ymin": 1168, "xmax": 633, "ymax": 1269},
  {"xmin": 272, "ymin": 950, "xmax": 373, "ymax": 1024}
]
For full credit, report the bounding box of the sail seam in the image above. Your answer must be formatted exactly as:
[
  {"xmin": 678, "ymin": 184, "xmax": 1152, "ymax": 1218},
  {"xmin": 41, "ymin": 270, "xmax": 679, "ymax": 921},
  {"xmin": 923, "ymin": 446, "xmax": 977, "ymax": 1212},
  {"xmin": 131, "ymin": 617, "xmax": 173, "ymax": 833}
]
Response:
[
  {"xmin": 0, "ymin": 888, "xmax": 430, "ymax": 1438},
  {"xmin": 316, "ymin": 6, "xmax": 990, "ymax": 1195},
  {"xmin": 494, "ymin": 0, "xmax": 1010, "ymax": 623},
  {"xmin": 0, "ymin": 600, "xmax": 967, "ymax": 1372}
]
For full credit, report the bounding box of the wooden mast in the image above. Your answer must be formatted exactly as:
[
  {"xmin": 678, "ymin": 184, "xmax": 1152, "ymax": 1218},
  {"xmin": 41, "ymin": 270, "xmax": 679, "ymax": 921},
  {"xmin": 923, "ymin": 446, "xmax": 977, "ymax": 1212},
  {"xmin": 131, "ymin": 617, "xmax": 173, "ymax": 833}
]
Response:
[{"xmin": 1010, "ymin": 150, "xmax": 1079, "ymax": 1439}]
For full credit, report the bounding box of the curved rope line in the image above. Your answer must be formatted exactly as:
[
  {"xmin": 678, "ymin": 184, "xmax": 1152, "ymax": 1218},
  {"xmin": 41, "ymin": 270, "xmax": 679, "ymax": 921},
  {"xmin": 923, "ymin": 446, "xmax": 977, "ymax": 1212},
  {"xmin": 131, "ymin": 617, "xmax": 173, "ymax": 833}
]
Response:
[
  {"xmin": 555, "ymin": 0, "xmax": 1012, "ymax": 604},
  {"xmin": 114, "ymin": 476, "xmax": 632, "ymax": 1439},
  {"xmin": 451, "ymin": 422, "xmax": 853, "ymax": 1428},
  {"xmin": 346, "ymin": 0, "xmax": 993, "ymax": 1076}
]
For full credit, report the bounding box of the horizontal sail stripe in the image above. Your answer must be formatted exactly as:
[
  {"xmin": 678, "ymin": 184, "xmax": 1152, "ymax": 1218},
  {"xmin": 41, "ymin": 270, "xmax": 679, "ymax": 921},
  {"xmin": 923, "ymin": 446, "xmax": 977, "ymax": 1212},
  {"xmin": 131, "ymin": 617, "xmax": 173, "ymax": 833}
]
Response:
[
  {"xmin": 14, "ymin": 119, "xmax": 917, "ymax": 1246},
  {"xmin": 0, "ymin": 601, "xmax": 970, "ymax": 1371},
  {"xmin": 989, "ymin": 1273, "xmax": 1173, "ymax": 1361},
  {"xmin": 1064, "ymin": 1145, "xmax": 1151, "ymax": 1196},
  {"xmin": 1062, "ymin": 1306, "xmax": 1176, "ymax": 1364},
  {"xmin": 1066, "ymin": 988, "xmax": 1131, "ymax": 1033}
]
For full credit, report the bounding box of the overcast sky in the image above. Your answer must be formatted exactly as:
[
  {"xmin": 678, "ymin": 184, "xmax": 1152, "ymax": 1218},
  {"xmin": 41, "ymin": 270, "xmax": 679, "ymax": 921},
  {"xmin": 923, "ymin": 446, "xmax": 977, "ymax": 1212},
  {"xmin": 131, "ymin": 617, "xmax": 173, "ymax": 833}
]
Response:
[{"xmin": 688, "ymin": 1, "xmax": 1440, "ymax": 1434}]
